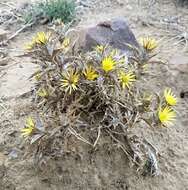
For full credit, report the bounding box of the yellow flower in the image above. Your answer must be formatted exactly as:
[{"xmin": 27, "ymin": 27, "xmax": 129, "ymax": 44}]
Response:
[
  {"xmin": 164, "ymin": 88, "xmax": 177, "ymax": 106},
  {"xmin": 60, "ymin": 69, "xmax": 79, "ymax": 94},
  {"xmin": 34, "ymin": 72, "xmax": 41, "ymax": 81},
  {"xmin": 83, "ymin": 66, "xmax": 98, "ymax": 81},
  {"xmin": 119, "ymin": 71, "xmax": 136, "ymax": 89},
  {"xmin": 24, "ymin": 32, "xmax": 51, "ymax": 50},
  {"xmin": 158, "ymin": 106, "xmax": 176, "ymax": 126},
  {"xmin": 35, "ymin": 32, "xmax": 51, "ymax": 45},
  {"xmin": 21, "ymin": 117, "xmax": 35, "ymax": 137},
  {"xmin": 62, "ymin": 37, "xmax": 70, "ymax": 48},
  {"xmin": 37, "ymin": 88, "xmax": 48, "ymax": 98},
  {"xmin": 95, "ymin": 45, "xmax": 105, "ymax": 53},
  {"xmin": 24, "ymin": 41, "xmax": 35, "ymax": 50},
  {"xmin": 142, "ymin": 64, "xmax": 148, "ymax": 71},
  {"xmin": 102, "ymin": 56, "xmax": 116, "ymax": 73},
  {"xmin": 139, "ymin": 37, "xmax": 157, "ymax": 51}
]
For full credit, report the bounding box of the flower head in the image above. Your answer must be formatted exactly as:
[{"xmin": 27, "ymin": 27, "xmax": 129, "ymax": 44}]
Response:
[
  {"xmin": 139, "ymin": 37, "xmax": 157, "ymax": 51},
  {"xmin": 35, "ymin": 32, "xmax": 51, "ymax": 45},
  {"xmin": 62, "ymin": 37, "xmax": 70, "ymax": 48},
  {"xmin": 24, "ymin": 41, "xmax": 35, "ymax": 50},
  {"xmin": 164, "ymin": 88, "xmax": 177, "ymax": 106},
  {"xmin": 60, "ymin": 69, "xmax": 79, "ymax": 94},
  {"xmin": 21, "ymin": 117, "xmax": 35, "ymax": 137},
  {"xmin": 24, "ymin": 32, "xmax": 51, "ymax": 50},
  {"xmin": 83, "ymin": 66, "xmax": 98, "ymax": 81},
  {"xmin": 102, "ymin": 56, "xmax": 116, "ymax": 73},
  {"xmin": 37, "ymin": 88, "xmax": 48, "ymax": 98},
  {"xmin": 119, "ymin": 71, "xmax": 136, "ymax": 89},
  {"xmin": 158, "ymin": 106, "xmax": 176, "ymax": 126},
  {"xmin": 95, "ymin": 45, "xmax": 105, "ymax": 53},
  {"xmin": 34, "ymin": 71, "xmax": 41, "ymax": 81}
]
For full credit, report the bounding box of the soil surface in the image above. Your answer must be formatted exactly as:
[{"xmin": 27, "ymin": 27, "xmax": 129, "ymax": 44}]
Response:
[{"xmin": 0, "ymin": 0, "xmax": 188, "ymax": 190}]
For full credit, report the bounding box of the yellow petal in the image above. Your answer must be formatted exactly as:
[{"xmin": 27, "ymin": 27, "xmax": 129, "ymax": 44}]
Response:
[
  {"xmin": 26, "ymin": 117, "xmax": 35, "ymax": 127},
  {"xmin": 102, "ymin": 56, "xmax": 116, "ymax": 72},
  {"xmin": 62, "ymin": 38, "xmax": 70, "ymax": 48},
  {"xmin": 164, "ymin": 88, "xmax": 177, "ymax": 106},
  {"xmin": 158, "ymin": 106, "xmax": 176, "ymax": 126}
]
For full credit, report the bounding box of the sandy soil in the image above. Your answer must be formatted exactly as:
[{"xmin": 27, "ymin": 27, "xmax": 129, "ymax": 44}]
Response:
[{"xmin": 0, "ymin": 0, "xmax": 188, "ymax": 189}]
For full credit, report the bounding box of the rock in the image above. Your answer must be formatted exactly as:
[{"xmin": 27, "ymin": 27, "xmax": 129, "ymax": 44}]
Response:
[
  {"xmin": 75, "ymin": 18, "xmax": 140, "ymax": 54},
  {"xmin": 0, "ymin": 28, "xmax": 8, "ymax": 42},
  {"xmin": 0, "ymin": 57, "xmax": 11, "ymax": 67},
  {"xmin": 8, "ymin": 149, "xmax": 19, "ymax": 159}
]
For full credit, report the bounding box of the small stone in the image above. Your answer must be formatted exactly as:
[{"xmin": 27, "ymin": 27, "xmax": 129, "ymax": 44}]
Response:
[
  {"xmin": 8, "ymin": 149, "xmax": 18, "ymax": 159},
  {"xmin": 0, "ymin": 57, "xmax": 10, "ymax": 66},
  {"xmin": 126, "ymin": 5, "xmax": 133, "ymax": 10},
  {"xmin": 39, "ymin": 17, "xmax": 49, "ymax": 25}
]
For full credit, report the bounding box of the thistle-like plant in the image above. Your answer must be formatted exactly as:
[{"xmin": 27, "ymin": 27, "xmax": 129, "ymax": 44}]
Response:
[{"xmin": 23, "ymin": 32, "xmax": 178, "ymax": 176}]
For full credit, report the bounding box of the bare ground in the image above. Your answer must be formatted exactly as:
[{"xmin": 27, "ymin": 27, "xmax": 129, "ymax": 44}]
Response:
[{"xmin": 0, "ymin": 0, "xmax": 188, "ymax": 189}]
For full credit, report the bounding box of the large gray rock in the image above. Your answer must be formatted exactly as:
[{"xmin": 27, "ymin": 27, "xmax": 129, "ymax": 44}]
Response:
[{"xmin": 78, "ymin": 18, "xmax": 140, "ymax": 53}]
